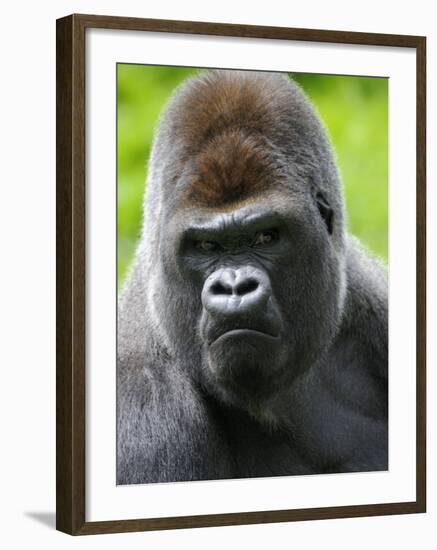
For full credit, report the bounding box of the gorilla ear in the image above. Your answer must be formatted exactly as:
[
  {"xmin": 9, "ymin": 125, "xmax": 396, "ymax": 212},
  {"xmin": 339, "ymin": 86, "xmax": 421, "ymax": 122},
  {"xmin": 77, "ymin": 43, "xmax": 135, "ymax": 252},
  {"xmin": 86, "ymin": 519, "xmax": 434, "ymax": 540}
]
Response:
[{"xmin": 315, "ymin": 192, "xmax": 334, "ymax": 235}]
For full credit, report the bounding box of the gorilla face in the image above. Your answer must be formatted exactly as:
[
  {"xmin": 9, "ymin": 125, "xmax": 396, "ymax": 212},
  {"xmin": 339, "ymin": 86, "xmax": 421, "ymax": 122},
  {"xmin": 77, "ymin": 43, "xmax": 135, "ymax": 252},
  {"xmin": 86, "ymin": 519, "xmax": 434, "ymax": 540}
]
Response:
[{"xmin": 159, "ymin": 187, "xmax": 345, "ymax": 412}]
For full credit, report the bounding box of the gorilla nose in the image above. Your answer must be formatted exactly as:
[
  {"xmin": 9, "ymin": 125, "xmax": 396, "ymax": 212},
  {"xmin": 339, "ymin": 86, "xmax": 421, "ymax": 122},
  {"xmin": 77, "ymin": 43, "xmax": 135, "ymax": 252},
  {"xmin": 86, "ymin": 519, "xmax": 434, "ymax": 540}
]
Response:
[{"xmin": 201, "ymin": 267, "xmax": 271, "ymax": 318}]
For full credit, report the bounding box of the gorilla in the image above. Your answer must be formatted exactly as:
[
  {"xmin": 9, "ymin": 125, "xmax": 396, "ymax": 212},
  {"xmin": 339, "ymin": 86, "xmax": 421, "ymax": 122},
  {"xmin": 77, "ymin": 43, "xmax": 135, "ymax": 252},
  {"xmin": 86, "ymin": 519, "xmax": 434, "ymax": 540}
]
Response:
[{"xmin": 117, "ymin": 70, "xmax": 388, "ymax": 484}]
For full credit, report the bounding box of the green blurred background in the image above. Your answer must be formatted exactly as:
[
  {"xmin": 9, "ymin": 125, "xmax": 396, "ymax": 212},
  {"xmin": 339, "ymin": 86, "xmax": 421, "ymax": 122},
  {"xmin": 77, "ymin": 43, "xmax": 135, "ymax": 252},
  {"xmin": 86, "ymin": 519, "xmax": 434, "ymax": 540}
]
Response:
[{"xmin": 117, "ymin": 65, "xmax": 388, "ymax": 285}]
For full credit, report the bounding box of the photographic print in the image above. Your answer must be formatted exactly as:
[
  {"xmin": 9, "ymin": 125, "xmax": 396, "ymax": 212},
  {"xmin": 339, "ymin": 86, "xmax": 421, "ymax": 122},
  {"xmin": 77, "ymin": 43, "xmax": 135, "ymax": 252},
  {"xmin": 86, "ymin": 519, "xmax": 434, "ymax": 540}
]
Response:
[
  {"xmin": 56, "ymin": 14, "xmax": 425, "ymax": 534},
  {"xmin": 116, "ymin": 66, "xmax": 389, "ymax": 485}
]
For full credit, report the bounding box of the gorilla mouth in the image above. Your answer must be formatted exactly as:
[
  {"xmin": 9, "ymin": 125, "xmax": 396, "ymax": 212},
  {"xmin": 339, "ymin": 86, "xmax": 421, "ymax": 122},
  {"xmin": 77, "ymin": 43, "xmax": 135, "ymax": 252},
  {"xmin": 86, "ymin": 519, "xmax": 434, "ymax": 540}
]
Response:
[{"xmin": 211, "ymin": 327, "xmax": 280, "ymax": 346}]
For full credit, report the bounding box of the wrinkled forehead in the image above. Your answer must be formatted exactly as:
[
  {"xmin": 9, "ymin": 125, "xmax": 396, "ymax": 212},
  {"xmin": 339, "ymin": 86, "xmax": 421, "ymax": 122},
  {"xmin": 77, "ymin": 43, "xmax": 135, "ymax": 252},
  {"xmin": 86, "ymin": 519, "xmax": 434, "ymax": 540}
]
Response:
[{"xmin": 173, "ymin": 185, "xmax": 308, "ymax": 231}]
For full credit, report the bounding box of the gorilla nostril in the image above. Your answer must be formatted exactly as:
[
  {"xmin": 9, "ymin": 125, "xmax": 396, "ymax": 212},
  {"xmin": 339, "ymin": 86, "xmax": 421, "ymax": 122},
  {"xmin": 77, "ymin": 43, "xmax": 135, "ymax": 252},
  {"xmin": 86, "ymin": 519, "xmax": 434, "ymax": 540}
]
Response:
[
  {"xmin": 210, "ymin": 281, "xmax": 233, "ymax": 296},
  {"xmin": 236, "ymin": 278, "xmax": 259, "ymax": 296}
]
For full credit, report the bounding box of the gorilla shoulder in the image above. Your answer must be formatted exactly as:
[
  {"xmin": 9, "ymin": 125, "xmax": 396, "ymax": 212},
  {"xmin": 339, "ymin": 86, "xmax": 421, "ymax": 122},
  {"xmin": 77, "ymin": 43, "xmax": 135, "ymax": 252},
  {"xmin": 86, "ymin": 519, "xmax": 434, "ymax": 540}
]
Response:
[{"xmin": 341, "ymin": 236, "xmax": 388, "ymax": 381}]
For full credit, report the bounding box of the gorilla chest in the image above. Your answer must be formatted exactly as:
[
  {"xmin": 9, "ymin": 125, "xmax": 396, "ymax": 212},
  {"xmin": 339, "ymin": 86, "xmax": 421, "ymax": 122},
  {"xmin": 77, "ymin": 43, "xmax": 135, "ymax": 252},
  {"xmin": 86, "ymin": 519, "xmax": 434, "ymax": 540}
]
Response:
[
  {"xmin": 217, "ymin": 381, "xmax": 387, "ymax": 477},
  {"xmin": 219, "ymin": 408, "xmax": 315, "ymax": 477}
]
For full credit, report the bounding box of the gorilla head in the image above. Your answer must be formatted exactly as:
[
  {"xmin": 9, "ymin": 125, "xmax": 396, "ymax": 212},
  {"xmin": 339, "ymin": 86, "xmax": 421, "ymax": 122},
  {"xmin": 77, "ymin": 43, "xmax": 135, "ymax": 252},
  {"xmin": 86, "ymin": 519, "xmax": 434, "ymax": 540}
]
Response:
[{"xmin": 128, "ymin": 70, "xmax": 347, "ymax": 414}]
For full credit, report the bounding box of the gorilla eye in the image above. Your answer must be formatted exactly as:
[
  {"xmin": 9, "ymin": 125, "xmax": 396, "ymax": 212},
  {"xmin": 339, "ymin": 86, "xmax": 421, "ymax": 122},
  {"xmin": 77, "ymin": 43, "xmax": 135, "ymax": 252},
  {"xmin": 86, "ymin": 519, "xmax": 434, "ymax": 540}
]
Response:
[
  {"xmin": 315, "ymin": 192, "xmax": 334, "ymax": 235},
  {"xmin": 253, "ymin": 230, "xmax": 278, "ymax": 247},
  {"xmin": 195, "ymin": 240, "xmax": 220, "ymax": 253}
]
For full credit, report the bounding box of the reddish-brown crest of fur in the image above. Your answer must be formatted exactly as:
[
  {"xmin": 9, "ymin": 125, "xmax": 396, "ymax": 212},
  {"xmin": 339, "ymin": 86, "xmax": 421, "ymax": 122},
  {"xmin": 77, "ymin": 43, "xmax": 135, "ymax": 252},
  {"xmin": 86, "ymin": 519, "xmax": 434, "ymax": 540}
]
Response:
[
  {"xmin": 185, "ymin": 129, "xmax": 281, "ymax": 207},
  {"xmin": 178, "ymin": 71, "xmax": 289, "ymax": 208}
]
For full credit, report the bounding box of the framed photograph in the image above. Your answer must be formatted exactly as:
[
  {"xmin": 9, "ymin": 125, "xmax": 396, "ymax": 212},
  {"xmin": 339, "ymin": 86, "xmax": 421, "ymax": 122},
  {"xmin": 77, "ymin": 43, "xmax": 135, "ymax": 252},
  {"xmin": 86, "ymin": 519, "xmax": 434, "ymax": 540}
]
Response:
[{"xmin": 56, "ymin": 14, "xmax": 426, "ymax": 535}]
